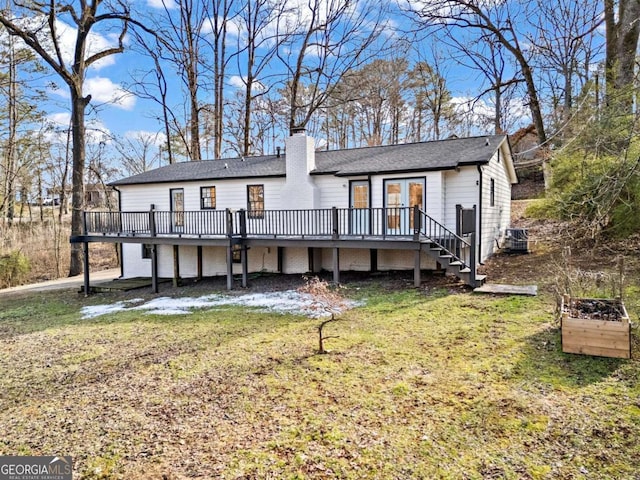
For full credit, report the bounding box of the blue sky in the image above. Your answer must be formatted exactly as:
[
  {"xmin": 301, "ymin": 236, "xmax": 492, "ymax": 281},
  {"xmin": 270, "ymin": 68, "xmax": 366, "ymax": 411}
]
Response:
[{"xmin": 8, "ymin": 0, "xmax": 605, "ymax": 166}]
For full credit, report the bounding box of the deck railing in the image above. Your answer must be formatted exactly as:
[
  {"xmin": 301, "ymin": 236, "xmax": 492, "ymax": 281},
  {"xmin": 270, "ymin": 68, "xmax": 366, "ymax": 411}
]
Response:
[
  {"xmin": 83, "ymin": 206, "xmax": 469, "ymax": 250},
  {"xmin": 84, "ymin": 207, "xmax": 432, "ymax": 238},
  {"xmin": 83, "ymin": 206, "xmax": 475, "ymax": 278}
]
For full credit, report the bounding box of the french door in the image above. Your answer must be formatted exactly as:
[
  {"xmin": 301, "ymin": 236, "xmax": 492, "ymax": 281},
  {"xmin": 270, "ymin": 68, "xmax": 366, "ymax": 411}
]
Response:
[
  {"xmin": 350, "ymin": 180, "xmax": 370, "ymax": 235},
  {"xmin": 385, "ymin": 178, "xmax": 425, "ymax": 235},
  {"xmin": 170, "ymin": 188, "xmax": 184, "ymax": 233}
]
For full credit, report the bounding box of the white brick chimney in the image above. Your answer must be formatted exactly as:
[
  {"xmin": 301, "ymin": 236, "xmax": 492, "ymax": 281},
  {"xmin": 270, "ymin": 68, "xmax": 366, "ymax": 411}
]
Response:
[{"xmin": 281, "ymin": 129, "xmax": 319, "ymax": 209}]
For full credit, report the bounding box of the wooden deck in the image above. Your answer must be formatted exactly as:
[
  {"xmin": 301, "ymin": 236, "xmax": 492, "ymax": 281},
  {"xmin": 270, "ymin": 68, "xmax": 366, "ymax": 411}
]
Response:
[{"xmin": 72, "ymin": 206, "xmax": 480, "ymax": 294}]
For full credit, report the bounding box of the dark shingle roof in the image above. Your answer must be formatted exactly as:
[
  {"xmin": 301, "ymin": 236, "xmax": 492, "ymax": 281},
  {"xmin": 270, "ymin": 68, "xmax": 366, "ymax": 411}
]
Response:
[{"xmin": 110, "ymin": 134, "xmax": 507, "ymax": 186}]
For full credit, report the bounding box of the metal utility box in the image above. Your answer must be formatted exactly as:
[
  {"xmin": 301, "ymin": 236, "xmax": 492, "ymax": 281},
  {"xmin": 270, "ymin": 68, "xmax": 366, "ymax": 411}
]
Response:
[{"xmin": 504, "ymin": 228, "xmax": 528, "ymax": 253}]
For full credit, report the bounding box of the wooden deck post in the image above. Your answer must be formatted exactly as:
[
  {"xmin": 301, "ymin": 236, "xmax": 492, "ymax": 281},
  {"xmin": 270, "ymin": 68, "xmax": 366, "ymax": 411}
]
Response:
[
  {"xmin": 332, "ymin": 247, "xmax": 340, "ymax": 284},
  {"xmin": 151, "ymin": 244, "xmax": 158, "ymax": 293},
  {"xmin": 226, "ymin": 208, "xmax": 234, "ymax": 290},
  {"xmin": 332, "ymin": 207, "xmax": 339, "ymax": 240},
  {"xmin": 196, "ymin": 245, "xmax": 203, "ymax": 280},
  {"xmin": 149, "ymin": 204, "xmax": 156, "ymax": 237},
  {"xmin": 414, "ymin": 249, "xmax": 421, "ymax": 287},
  {"xmin": 278, "ymin": 247, "xmax": 284, "ymax": 273},
  {"xmin": 83, "ymin": 241, "xmax": 90, "ymax": 296},
  {"xmin": 226, "ymin": 243, "xmax": 234, "ymax": 290},
  {"xmin": 81, "ymin": 211, "xmax": 91, "ymax": 296},
  {"xmin": 173, "ymin": 245, "xmax": 180, "ymax": 288},
  {"xmin": 469, "ymin": 232, "xmax": 477, "ymax": 288},
  {"xmin": 241, "ymin": 246, "xmax": 248, "ymax": 288}
]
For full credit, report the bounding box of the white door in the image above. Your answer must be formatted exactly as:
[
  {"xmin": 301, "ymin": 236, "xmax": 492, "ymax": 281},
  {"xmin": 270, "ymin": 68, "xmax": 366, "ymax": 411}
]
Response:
[
  {"xmin": 385, "ymin": 178, "xmax": 425, "ymax": 235},
  {"xmin": 350, "ymin": 180, "xmax": 370, "ymax": 235}
]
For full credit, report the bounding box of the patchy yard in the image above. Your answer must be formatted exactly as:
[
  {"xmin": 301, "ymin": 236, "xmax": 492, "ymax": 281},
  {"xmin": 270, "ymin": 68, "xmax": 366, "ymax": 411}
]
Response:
[
  {"xmin": 2, "ymin": 205, "xmax": 640, "ymax": 479},
  {"xmin": 1, "ymin": 274, "xmax": 639, "ymax": 479}
]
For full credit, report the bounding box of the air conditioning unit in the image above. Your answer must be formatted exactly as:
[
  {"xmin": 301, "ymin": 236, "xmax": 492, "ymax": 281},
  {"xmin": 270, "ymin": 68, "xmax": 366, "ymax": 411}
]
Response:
[{"xmin": 504, "ymin": 228, "xmax": 528, "ymax": 253}]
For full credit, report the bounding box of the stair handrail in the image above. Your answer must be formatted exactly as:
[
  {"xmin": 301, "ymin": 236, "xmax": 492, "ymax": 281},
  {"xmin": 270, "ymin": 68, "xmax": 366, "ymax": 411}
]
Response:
[{"xmin": 416, "ymin": 208, "xmax": 472, "ymax": 269}]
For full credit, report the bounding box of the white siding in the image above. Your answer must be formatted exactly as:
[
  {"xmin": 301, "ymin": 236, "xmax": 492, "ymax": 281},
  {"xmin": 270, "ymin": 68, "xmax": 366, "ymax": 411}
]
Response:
[
  {"xmin": 320, "ymin": 248, "xmax": 370, "ymax": 271},
  {"xmin": 282, "ymin": 248, "xmax": 309, "ymax": 274},
  {"xmin": 315, "ymin": 175, "xmax": 355, "ymax": 208},
  {"xmin": 377, "ymin": 250, "xmax": 437, "ymax": 271},
  {"xmin": 319, "ymin": 248, "xmax": 437, "ymax": 272},
  {"xmin": 202, "ymin": 247, "xmax": 229, "ymax": 276},
  {"xmin": 443, "ymin": 166, "xmax": 479, "ymax": 231},
  {"xmin": 122, "ymin": 243, "xmax": 151, "ymax": 278},
  {"xmin": 480, "ymin": 148, "xmax": 512, "ymax": 260},
  {"xmin": 117, "ymin": 147, "xmax": 512, "ymax": 278},
  {"xmin": 119, "ymin": 178, "xmax": 285, "ymax": 212}
]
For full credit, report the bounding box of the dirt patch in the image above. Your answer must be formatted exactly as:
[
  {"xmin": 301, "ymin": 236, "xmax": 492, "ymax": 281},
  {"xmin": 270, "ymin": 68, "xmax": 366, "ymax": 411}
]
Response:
[{"xmin": 481, "ymin": 200, "xmax": 640, "ymax": 301}]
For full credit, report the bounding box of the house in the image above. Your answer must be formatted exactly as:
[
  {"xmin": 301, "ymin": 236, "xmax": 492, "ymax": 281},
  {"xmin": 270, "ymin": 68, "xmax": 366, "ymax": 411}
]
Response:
[
  {"xmin": 72, "ymin": 131, "xmax": 517, "ymax": 293},
  {"xmin": 84, "ymin": 183, "xmax": 118, "ymax": 209}
]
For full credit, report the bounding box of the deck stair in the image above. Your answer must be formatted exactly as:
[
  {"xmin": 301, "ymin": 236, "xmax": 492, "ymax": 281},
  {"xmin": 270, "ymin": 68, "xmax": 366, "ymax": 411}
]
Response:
[{"xmin": 417, "ymin": 209, "xmax": 485, "ymax": 288}]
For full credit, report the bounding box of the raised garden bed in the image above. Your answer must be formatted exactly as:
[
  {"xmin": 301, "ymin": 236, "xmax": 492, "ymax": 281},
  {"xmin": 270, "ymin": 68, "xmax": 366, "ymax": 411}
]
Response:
[{"xmin": 561, "ymin": 295, "xmax": 631, "ymax": 359}]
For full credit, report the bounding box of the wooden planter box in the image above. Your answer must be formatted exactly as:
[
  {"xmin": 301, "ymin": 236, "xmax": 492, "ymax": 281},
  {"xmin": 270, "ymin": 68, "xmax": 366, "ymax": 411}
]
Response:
[{"xmin": 561, "ymin": 295, "xmax": 631, "ymax": 359}]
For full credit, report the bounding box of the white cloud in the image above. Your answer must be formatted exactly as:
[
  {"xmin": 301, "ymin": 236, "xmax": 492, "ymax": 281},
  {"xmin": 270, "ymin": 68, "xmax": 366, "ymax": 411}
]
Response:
[
  {"xmin": 45, "ymin": 113, "xmax": 112, "ymax": 145},
  {"xmin": 202, "ymin": 15, "xmax": 242, "ymax": 38},
  {"xmin": 48, "ymin": 19, "xmax": 122, "ymax": 71},
  {"xmin": 124, "ymin": 130, "xmax": 166, "ymax": 146},
  {"xmin": 450, "ymin": 95, "xmax": 530, "ymax": 134},
  {"xmin": 229, "ymin": 75, "xmax": 245, "ymax": 89},
  {"xmin": 85, "ymin": 77, "xmax": 136, "ymax": 110},
  {"xmin": 228, "ymin": 75, "xmax": 266, "ymax": 93},
  {"xmin": 146, "ymin": 0, "xmax": 178, "ymax": 9},
  {"xmin": 4, "ymin": 15, "xmax": 123, "ymax": 71},
  {"xmin": 48, "ymin": 112, "xmax": 71, "ymax": 127}
]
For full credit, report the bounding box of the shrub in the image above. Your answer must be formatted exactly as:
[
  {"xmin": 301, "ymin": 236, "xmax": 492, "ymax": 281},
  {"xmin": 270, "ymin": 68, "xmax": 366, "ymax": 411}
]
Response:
[
  {"xmin": 0, "ymin": 250, "xmax": 31, "ymax": 288},
  {"xmin": 524, "ymin": 198, "xmax": 558, "ymax": 219},
  {"xmin": 548, "ymin": 141, "xmax": 640, "ymax": 238}
]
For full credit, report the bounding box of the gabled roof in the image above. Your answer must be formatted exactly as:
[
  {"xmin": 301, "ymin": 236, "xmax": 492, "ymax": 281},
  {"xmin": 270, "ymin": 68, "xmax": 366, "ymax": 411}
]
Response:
[{"xmin": 110, "ymin": 134, "xmax": 510, "ymax": 186}]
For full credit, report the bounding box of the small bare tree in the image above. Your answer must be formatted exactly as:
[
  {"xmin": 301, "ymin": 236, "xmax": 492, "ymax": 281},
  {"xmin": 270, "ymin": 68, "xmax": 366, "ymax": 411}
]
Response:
[{"xmin": 299, "ymin": 276, "xmax": 348, "ymax": 354}]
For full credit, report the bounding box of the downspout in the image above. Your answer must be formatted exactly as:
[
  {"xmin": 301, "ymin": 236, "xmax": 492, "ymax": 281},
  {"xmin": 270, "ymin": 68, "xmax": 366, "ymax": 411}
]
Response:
[{"xmin": 476, "ymin": 165, "xmax": 483, "ymax": 263}]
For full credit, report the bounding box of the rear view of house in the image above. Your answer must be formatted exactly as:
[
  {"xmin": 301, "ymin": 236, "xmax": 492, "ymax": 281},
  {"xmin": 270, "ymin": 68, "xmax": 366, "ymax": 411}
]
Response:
[{"xmin": 72, "ymin": 132, "xmax": 517, "ymax": 292}]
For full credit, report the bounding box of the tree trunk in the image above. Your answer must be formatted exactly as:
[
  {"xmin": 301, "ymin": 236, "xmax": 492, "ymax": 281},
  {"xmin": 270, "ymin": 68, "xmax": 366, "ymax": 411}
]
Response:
[
  {"xmin": 5, "ymin": 31, "xmax": 18, "ymax": 226},
  {"xmin": 605, "ymin": 0, "xmax": 640, "ymax": 111},
  {"xmin": 68, "ymin": 87, "xmax": 89, "ymax": 277}
]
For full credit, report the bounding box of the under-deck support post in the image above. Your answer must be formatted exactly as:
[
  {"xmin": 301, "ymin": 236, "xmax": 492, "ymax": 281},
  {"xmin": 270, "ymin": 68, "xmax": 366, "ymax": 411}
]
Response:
[
  {"xmin": 226, "ymin": 208, "xmax": 234, "ymax": 290},
  {"xmin": 226, "ymin": 243, "xmax": 234, "ymax": 290},
  {"xmin": 196, "ymin": 245, "xmax": 203, "ymax": 281},
  {"xmin": 173, "ymin": 245, "xmax": 180, "ymax": 288},
  {"xmin": 241, "ymin": 245, "xmax": 248, "ymax": 288},
  {"xmin": 83, "ymin": 241, "xmax": 90, "ymax": 296},
  {"xmin": 469, "ymin": 232, "xmax": 477, "ymax": 288},
  {"xmin": 414, "ymin": 249, "xmax": 421, "ymax": 287},
  {"xmin": 370, "ymin": 249, "xmax": 377, "ymax": 272},
  {"xmin": 332, "ymin": 247, "xmax": 340, "ymax": 284},
  {"xmin": 151, "ymin": 244, "xmax": 158, "ymax": 293},
  {"xmin": 278, "ymin": 247, "xmax": 284, "ymax": 273}
]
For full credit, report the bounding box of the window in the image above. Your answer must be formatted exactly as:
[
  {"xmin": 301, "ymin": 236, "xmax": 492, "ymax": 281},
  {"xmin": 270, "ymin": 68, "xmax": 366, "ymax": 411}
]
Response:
[
  {"xmin": 232, "ymin": 244, "xmax": 242, "ymax": 263},
  {"xmin": 170, "ymin": 188, "xmax": 184, "ymax": 231},
  {"xmin": 142, "ymin": 244, "xmax": 153, "ymax": 259},
  {"xmin": 490, "ymin": 178, "xmax": 495, "ymax": 207},
  {"xmin": 247, "ymin": 184, "xmax": 264, "ymax": 218},
  {"xmin": 201, "ymin": 186, "xmax": 216, "ymax": 209}
]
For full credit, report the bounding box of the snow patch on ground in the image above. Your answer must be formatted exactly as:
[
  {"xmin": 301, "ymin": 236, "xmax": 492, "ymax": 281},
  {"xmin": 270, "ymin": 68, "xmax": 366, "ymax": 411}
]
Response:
[{"xmin": 81, "ymin": 290, "xmax": 361, "ymax": 319}]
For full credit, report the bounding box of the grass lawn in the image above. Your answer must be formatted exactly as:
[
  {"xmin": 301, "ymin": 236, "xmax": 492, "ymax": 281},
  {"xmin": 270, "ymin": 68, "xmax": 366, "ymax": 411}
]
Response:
[{"xmin": 0, "ymin": 280, "xmax": 639, "ymax": 479}]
